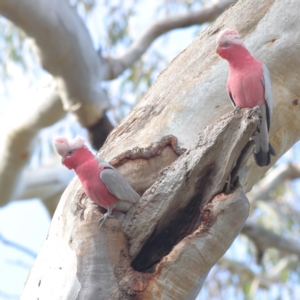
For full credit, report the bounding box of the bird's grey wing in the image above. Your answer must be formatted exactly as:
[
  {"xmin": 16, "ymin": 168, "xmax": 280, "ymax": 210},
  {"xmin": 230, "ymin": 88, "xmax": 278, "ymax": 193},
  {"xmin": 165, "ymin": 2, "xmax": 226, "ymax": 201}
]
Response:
[
  {"xmin": 261, "ymin": 64, "xmax": 273, "ymax": 131},
  {"xmin": 100, "ymin": 168, "xmax": 140, "ymax": 204},
  {"xmin": 96, "ymin": 156, "xmax": 112, "ymax": 169}
]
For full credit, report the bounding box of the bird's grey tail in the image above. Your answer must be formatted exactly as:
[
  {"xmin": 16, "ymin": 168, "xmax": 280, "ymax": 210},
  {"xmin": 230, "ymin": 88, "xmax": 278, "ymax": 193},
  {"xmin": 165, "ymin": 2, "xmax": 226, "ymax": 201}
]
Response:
[{"xmin": 254, "ymin": 143, "xmax": 276, "ymax": 167}]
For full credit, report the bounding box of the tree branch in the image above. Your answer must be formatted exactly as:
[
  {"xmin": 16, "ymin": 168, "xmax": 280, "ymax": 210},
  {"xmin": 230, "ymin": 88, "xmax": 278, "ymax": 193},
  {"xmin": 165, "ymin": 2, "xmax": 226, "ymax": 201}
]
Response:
[
  {"xmin": 0, "ymin": 86, "xmax": 65, "ymax": 206},
  {"xmin": 102, "ymin": 0, "xmax": 238, "ymax": 80},
  {"xmin": 0, "ymin": 0, "xmax": 110, "ymax": 128},
  {"xmin": 249, "ymin": 163, "xmax": 300, "ymax": 202},
  {"xmin": 14, "ymin": 159, "xmax": 74, "ymax": 216},
  {"xmin": 219, "ymin": 255, "xmax": 297, "ymax": 289},
  {"xmin": 111, "ymin": 187, "xmax": 249, "ymax": 299},
  {"xmin": 16, "ymin": 159, "xmax": 74, "ymax": 201},
  {"xmin": 242, "ymin": 221, "xmax": 300, "ymax": 257}
]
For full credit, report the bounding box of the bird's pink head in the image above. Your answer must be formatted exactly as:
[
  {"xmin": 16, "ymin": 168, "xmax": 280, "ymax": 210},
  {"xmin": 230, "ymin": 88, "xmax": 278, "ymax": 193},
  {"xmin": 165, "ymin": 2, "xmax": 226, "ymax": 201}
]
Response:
[
  {"xmin": 54, "ymin": 136, "xmax": 91, "ymax": 170},
  {"xmin": 216, "ymin": 28, "xmax": 246, "ymax": 60}
]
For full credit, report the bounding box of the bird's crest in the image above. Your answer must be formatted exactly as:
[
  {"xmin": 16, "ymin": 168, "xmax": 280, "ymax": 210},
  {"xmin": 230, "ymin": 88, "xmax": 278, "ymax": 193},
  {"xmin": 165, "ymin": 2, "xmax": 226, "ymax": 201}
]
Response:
[
  {"xmin": 216, "ymin": 28, "xmax": 244, "ymax": 46},
  {"xmin": 54, "ymin": 136, "xmax": 86, "ymax": 157}
]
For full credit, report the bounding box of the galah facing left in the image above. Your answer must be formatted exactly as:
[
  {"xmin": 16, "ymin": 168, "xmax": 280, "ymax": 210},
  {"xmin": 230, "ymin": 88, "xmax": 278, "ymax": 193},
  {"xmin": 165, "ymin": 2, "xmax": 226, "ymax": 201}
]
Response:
[
  {"xmin": 54, "ymin": 136, "xmax": 140, "ymax": 227},
  {"xmin": 216, "ymin": 28, "xmax": 276, "ymax": 167}
]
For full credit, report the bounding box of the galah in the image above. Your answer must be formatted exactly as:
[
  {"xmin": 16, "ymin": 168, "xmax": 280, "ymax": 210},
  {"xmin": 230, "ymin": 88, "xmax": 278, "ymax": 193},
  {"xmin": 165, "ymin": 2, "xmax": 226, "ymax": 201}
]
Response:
[
  {"xmin": 54, "ymin": 136, "xmax": 140, "ymax": 227},
  {"xmin": 216, "ymin": 28, "xmax": 276, "ymax": 167}
]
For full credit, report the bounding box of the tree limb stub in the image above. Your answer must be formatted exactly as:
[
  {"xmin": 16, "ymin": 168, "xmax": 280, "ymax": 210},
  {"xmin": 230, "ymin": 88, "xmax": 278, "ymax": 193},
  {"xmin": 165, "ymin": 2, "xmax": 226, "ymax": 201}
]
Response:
[{"xmin": 123, "ymin": 108, "xmax": 259, "ymax": 269}]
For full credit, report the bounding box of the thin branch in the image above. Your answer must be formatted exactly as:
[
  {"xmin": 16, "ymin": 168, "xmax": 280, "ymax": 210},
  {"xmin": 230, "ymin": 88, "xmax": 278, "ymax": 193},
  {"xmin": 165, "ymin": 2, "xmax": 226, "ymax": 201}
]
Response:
[
  {"xmin": 242, "ymin": 221, "xmax": 300, "ymax": 257},
  {"xmin": 219, "ymin": 255, "xmax": 297, "ymax": 289},
  {"xmin": 102, "ymin": 0, "xmax": 238, "ymax": 80},
  {"xmin": 16, "ymin": 159, "xmax": 74, "ymax": 201},
  {"xmin": 14, "ymin": 159, "xmax": 74, "ymax": 216},
  {"xmin": 249, "ymin": 163, "xmax": 300, "ymax": 202},
  {"xmin": 0, "ymin": 233, "xmax": 37, "ymax": 258}
]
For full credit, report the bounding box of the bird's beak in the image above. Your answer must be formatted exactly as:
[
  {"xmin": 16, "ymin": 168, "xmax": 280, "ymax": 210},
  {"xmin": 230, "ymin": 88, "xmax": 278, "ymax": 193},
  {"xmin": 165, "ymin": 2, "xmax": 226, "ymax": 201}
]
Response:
[
  {"xmin": 216, "ymin": 46, "xmax": 219, "ymax": 53},
  {"xmin": 61, "ymin": 157, "xmax": 65, "ymax": 165}
]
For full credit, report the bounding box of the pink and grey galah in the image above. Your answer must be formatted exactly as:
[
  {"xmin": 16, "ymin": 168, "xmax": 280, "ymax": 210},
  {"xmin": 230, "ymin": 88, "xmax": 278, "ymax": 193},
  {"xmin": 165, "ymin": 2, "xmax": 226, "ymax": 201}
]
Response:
[
  {"xmin": 216, "ymin": 28, "xmax": 276, "ymax": 167},
  {"xmin": 54, "ymin": 136, "xmax": 140, "ymax": 227}
]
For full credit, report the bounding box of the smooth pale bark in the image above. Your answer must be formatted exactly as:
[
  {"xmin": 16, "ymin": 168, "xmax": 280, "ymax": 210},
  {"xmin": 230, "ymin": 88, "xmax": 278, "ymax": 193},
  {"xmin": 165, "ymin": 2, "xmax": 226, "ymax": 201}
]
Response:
[
  {"xmin": 22, "ymin": 0, "xmax": 300, "ymax": 299},
  {"xmin": 15, "ymin": 160, "xmax": 75, "ymax": 216},
  {"xmin": 100, "ymin": 0, "xmax": 300, "ymax": 194},
  {"xmin": 16, "ymin": 161, "xmax": 74, "ymax": 202},
  {"xmin": 0, "ymin": 86, "xmax": 65, "ymax": 206},
  {"xmin": 0, "ymin": 0, "xmax": 109, "ymax": 127}
]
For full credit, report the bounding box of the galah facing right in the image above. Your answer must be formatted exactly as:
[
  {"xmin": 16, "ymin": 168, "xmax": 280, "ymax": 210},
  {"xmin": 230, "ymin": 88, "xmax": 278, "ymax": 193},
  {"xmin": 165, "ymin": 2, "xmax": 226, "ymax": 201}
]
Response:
[
  {"xmin": 216, "ymin": 28, "xmax": 276, "ymax": 167},
  {"xmin": 54, "ymin": 136, "xmax": 140, "ymax": 227}
]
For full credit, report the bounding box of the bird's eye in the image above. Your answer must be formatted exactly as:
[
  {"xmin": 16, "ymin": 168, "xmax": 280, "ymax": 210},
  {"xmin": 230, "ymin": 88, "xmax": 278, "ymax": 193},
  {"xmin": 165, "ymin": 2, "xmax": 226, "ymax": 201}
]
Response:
[
  {"xmin": 222, "ymin": 42, "xmax": 230, "ymax": 47},
  {"xmin": 66, "ymin": 150, "xmax": 73, "ymax": 156}
]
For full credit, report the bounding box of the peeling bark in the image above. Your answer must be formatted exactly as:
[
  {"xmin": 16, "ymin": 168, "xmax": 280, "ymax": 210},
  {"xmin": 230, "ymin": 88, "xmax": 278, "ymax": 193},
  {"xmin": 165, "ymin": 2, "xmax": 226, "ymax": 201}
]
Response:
[{"xmin": 124, "ymin": 109, "xmax": 258, "ymax": 265}]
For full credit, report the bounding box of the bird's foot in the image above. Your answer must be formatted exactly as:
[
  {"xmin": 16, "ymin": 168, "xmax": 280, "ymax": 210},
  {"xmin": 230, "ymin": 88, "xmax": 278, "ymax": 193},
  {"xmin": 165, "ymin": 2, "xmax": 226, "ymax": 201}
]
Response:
[
  {"xmin": 98, "ymin": 212, "xmax": 114, "ymax": 228},
  {"xmin": 249, "ymin": 105, "xmax": 261, "ymax": 119},
  {"xmin": 233, "ymin": 106, "xmax": 241, "ymax": 115}
]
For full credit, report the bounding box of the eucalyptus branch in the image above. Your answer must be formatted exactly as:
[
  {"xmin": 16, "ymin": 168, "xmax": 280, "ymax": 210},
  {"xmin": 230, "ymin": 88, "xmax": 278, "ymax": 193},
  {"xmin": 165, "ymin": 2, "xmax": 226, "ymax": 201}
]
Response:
[
  {"xmin": 249, "ymin": 163, "xmax": 300, "ymax": 202},
  {"xmin": 101, "ymin": 0, "xmax": 238, "ymax": 80},
  {"xmin": 242, "ymin": 221, "xmax": 300, "ymax": 257},
  {"xmin": 0, "ymin": 86, "xmax": 65, "ymax": 207}
]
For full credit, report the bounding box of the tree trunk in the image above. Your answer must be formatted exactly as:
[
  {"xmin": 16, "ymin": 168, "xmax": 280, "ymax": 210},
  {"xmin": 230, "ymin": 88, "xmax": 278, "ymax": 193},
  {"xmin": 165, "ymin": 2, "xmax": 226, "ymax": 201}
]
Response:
[{"xmin": 22, "ymin": 0, "xmax": 300, "ymax": 299}]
